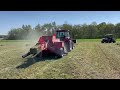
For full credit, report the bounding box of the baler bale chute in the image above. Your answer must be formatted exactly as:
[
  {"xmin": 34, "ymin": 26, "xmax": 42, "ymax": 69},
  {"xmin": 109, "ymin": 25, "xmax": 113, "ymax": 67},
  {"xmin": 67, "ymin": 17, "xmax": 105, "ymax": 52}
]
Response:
[
  {"xmin": 22, "ymin": 30, "xmax": 77, "ymax": 58},
  {"xmin": 22, "ymin": 44, "xmax": 41, "ymax": 58}
]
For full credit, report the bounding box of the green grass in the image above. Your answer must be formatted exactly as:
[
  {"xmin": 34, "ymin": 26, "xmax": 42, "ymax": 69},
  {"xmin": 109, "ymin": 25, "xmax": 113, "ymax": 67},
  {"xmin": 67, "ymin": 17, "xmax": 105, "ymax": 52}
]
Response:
[
  {"xmin": 0, "ymin": 40, "xmax": 34, "ymax": 42},
  {"xmin": 77, "ymin": 39, "xmax": 101, "ymax": 42},
  {"xmin": 77, "ymin": 38, "xmax": 120, "ymax": 42},
  {"xmin": 1, "ymin": 39, "xmax": 120, "ymax": 78},
  {"xmin": 1, "ymin": 38, "xmax": 120, "ymax": 42}
]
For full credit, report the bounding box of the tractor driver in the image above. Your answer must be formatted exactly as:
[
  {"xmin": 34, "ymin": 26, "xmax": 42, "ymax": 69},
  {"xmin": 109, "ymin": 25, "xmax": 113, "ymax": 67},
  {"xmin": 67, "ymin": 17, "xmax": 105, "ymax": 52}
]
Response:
[
  {"xmin": 60, "ymin": 32, "xmax": 65, "ymax": 41},
  {"xmin": 61, "ymin": 32, "xmax": 65, "ymax": 38}
]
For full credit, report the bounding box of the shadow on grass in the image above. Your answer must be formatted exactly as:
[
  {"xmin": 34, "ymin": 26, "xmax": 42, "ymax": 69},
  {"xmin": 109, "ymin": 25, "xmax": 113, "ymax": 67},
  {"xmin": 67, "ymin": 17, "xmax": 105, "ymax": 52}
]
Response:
[{"xmin": 16, "ymin": 54, "xmax": 59, "ymax": 69}]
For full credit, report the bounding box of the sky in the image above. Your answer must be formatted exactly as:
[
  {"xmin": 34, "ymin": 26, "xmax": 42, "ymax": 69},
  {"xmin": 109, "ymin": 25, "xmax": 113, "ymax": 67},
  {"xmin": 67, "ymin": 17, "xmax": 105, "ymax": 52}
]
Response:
[{"xmin": 0, "ymin": 11, "xmax": 120, "ymax": 35}]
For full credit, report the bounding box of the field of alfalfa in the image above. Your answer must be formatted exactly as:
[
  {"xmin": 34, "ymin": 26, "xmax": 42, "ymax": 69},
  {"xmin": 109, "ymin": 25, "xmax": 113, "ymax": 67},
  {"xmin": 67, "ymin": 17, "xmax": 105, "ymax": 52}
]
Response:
[{"xmin": 1, "ymin": 39, "xmax": 120, "ymax": 79}]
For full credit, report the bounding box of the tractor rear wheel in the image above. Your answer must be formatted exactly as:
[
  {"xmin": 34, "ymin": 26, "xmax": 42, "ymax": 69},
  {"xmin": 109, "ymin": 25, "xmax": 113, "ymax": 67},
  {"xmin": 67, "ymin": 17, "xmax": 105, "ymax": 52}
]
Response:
[{"xmin": 113, "ymin": 41, "xmax": 116, "ymax": 43}]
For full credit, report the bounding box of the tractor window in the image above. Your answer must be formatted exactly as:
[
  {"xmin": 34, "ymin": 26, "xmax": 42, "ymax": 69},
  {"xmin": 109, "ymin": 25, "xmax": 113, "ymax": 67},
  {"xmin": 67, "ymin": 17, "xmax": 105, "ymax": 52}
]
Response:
[
  {"xmin": 60, "ymin": 32, "xmax": 65, "ymax": 37},
  {"xmin": 56, "ymin": 32, "xmax": 59, "ymax": 38},
  {"xmin": 65, "ymin": 32, "xmax": 70, "ymax": 37},
  {"xmin": 56, "ymin": 31, "xmax": 70, "ymax": 38},
  {"xmin": 104, "ymin": 35, "xmax": 113, "ymax": 38},
  {"xmin": 56, "ymin": 32, "xmax": 65, "ymax": 38}
]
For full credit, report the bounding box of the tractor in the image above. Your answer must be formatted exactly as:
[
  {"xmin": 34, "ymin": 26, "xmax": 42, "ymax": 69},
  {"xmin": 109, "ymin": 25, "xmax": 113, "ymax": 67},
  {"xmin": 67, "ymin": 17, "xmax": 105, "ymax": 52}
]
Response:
[
  {"xmin": 22, "ymin": 30, "xmax": 77, "ymax": 58},
  {"xmin": 101, "ymin": 34, "xmax": 116, "ymax": 43}
]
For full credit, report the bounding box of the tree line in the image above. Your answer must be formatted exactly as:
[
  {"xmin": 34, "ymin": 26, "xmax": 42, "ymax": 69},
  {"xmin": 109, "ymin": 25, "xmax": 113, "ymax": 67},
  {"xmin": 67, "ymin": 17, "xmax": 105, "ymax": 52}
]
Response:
[{"xmin": 7, "ymin": 21, "xmax": 120, "ymax": 40}]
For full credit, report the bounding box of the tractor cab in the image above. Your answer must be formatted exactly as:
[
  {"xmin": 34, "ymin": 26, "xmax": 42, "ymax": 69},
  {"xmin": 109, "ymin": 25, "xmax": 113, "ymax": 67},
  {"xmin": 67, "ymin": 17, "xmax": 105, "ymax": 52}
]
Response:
[
  {"xmin": 104, "ymin": 34, "xmax": 113, "ymax": 38},
  {"xmin": 56, "ymin": 30, "xmax": 70, "ymax": 41}
]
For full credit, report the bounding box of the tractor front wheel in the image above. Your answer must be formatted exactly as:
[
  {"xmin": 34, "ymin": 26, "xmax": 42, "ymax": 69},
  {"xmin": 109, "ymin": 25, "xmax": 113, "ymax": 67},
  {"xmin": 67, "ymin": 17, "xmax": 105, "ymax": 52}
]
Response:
[
  {"xmin": 64, "ymin": 43, "xmax": 68, "ymax": 54},
  {"xmin": 58, "ymin": 48, "xmax": 64, "ymax": 58},
  {"xmin": 72, "ymin": 42, "xmax": 75, "ymax": 49},
  {"xmin": 101, "ymin": 41, "xmax": 104, "ymax": 43},
  {"xmin": 66, "ymin": 41, "xmax": 72, "ymax": 52}
]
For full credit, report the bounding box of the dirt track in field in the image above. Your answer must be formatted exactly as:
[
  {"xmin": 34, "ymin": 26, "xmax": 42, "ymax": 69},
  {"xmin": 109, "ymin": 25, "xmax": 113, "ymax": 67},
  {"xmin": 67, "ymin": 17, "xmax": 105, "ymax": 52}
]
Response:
[{"xmin": 0, "ymin": 41, "xmax": 120, "ymax": 79}]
